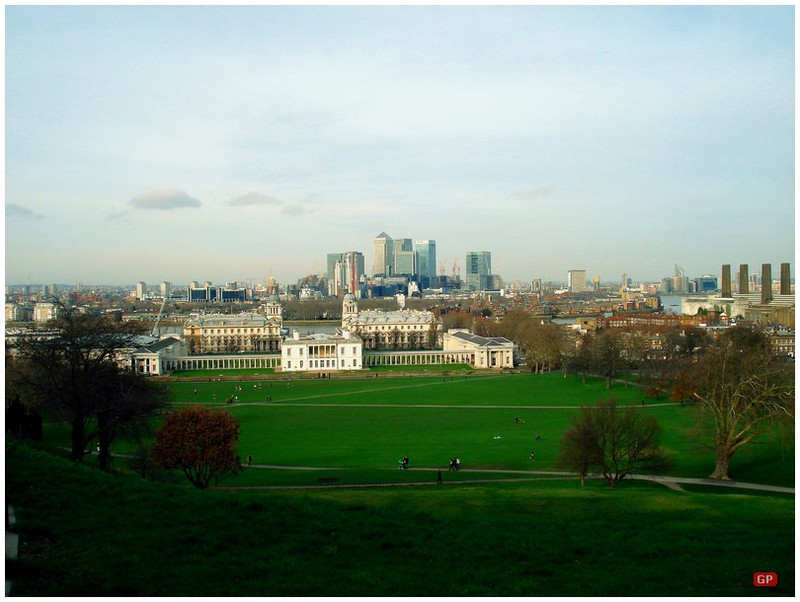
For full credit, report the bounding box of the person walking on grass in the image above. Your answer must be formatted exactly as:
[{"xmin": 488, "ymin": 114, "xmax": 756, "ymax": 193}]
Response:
[{"xmin": 530, "ymin": 450, "xmax": 535, "ymax": 460}]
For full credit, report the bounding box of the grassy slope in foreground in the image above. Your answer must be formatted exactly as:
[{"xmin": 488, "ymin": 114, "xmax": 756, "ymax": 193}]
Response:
[{"xmin": 5, "ymin": 441, "xmax": 794, "ymax": 597}]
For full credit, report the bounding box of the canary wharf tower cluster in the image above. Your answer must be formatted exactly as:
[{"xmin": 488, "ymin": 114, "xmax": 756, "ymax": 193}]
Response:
[{"xmin": 326, "ymin": 234, "xmax": 498, "ymax": 299}]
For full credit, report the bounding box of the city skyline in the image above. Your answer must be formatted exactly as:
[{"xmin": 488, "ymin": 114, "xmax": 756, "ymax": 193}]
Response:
[{"xmin": 5, "ymin": 5, "xmax": 794, "ymax": 286}]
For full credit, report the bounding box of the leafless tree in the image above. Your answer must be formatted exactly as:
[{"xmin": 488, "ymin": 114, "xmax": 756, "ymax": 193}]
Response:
[
  {"xmin": 688, "ymin": 328, "xmax": 794, "ymax": 480},
  {"xmin": 558, "ymin": 398, "xmax": 670, "ymax": 487}
]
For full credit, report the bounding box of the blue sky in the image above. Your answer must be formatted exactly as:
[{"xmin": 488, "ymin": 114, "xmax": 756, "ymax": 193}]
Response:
[{"xmin": 5, "ymin": 5, "xmax": 795, "ymax": 286}]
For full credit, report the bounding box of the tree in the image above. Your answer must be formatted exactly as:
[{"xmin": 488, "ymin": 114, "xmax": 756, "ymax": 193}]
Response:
[
  {"xmin": 558, "ymin": 398, "xmax": 670, "ymax": 487},
  {"xmin": 592, "ymin": 330, "xmax": 623, "ymax": 389},
  {"xmin": 92, "ymin": 363, "xmax": 168, "ymax": 470},
  {"xmin": 151, "ymin": 405, "xmax": 242, "ymax": 489},
  {"xmin": 687, "ymin": 328, "xmax": 794, "ymax": 480},
  {"xmin": 6, "ymin": 305, "xmax": 166, "ymax": 468}
]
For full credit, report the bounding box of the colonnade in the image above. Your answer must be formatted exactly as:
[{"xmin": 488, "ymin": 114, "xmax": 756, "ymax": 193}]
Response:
[
  {"xmin": 362, "ymin": 351, "xmax": 475, "ymax": 367},
  {"xmin": 164, "ymin": 354, "xmax": 281, "ymax": 372},
  {"xmin": 160, "ymin": 350, "xmax": 477, "ymax": 372}
]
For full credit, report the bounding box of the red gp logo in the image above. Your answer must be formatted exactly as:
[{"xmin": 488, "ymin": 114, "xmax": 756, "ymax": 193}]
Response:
[{"xmin": 753, "ymin": 572, "xmax": 778, "ymax": 587}]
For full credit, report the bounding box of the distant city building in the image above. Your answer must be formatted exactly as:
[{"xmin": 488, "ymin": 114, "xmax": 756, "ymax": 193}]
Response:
[
  {"xmin": 187, "ymin": 281, "xmax": 248, "ymax": 303},
  {"xmin": 693, "ymin": 275, "xmax": 718, "ymax": 293},
  {"xmin": 281, "ymin": 329, "xmax": 363, "ymax": 372},
  {"xmin": 465, "ymin": 251, "xmax": 492, "ymax": 291},
  {"xmin": 135, "ymin": 281, "xmax": 147, "ymax": 300},
  {"xmin": 159, "ymin": 281, "xmax": 172, "ymax": 298},
  {"xmin": 393, "ymin": 249, "xmax": 417, "ymax": 278},
  {"xmin": 5, "ymin": 302, "xmax": 30, "ymax": 322},
  {"xmin": 33, "ymin": 302, "xmax": 60, "ymax": 323},
  {"xmin": 568, "ymin": 270, "xmax": 588, "ymax": 293},
  {"xmin": 373, "ymin": 232, "xmax": 393, "ymax": 277},
  {"xmin": 414, "ymin": 240, "xmax": 437, "ymax": 288},
  {"xmin": 327, "ymin": 251, "xmax": 365, "ymax": 297}
]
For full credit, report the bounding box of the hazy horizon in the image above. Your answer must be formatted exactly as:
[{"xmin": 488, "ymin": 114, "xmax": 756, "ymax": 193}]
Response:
[{"xmin": 5, "ymin": 6, "xmax": 795, "ymax": 287}]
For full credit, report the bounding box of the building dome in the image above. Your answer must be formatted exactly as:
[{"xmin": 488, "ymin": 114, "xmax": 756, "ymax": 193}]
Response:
[{"xmin": 343, "ymin": 293, "xmax": 356, "ymax": 302}]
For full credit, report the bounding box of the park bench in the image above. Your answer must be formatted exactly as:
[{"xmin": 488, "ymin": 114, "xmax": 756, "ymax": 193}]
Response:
[{"xmin": 317, "ymin": 477, "xmax": 340, "ymax": 485}]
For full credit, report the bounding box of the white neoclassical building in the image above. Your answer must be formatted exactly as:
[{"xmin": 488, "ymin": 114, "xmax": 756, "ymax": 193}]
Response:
[
  {"xmin": 341, "ymin": 294, "xmax": 442, "ymax": 350},
  {"xmin": 183, "ymin": 302, "xmax": 283, "ymax": 354},
  {"xmin": 281, "ymin": 329, "xmax": 363, "ymax": 372},
  {"xmin": 129, "ymin": 336, "xmax": 187, "ymax": 375},
  {"xmin": 443, "ymin": 329, "xmax": 515, "ymax": 369}
]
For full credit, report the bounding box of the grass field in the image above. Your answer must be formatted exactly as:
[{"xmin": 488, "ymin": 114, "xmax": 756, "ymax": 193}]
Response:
[
  {"xmin": 159, "ymin": 371, "xmax": 793, "ymax": 487},
  {"xmin": 6, "ymin": 441, "xmax": 794, "ymax": 597},
  {"xmin": 8, "ymin": 370, "xmax": 795, "ymax": 596}
]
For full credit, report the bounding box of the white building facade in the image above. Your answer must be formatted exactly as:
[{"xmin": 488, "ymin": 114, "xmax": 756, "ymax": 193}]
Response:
[
  {"xmin": 183, "ymin": 302, "xmax": 283, "ymax": 354},
  {"xmin": 443, "ymin": 329, "xmax": 515, "ymax": 369},
  {"xmin": 281, "ymin": 330, "xmax": 363, "ymax": 372},
  {"xmin": 341, "ymin": 294, "xmax": 442, "ymax": 350}
]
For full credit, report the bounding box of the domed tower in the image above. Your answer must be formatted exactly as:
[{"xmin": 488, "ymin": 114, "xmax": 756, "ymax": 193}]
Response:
[{"xmin": 342, "ymin": 293, "xmax": 358, "ymax": 325}]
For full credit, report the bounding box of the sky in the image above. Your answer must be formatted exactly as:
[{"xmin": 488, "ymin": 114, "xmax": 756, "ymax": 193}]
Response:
[{"xmin": 4, "ymin": 4, "xmax": 795, "ymax": 287}]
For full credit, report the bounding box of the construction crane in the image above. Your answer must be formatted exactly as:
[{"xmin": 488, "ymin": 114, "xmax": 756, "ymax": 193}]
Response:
[{"xmin": 151, "ymin": 297, "xmax": 167, "ymax": 338}]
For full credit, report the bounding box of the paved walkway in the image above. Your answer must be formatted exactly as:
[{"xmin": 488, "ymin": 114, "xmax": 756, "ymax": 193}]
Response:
[{"xmin": 219, "ymin": 465, "xmax": 795, "ymax": 494}]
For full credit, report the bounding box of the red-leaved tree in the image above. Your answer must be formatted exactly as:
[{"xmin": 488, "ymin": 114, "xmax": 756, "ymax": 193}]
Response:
[{"xmin": 151, "ymin": 405, "xmax": 241, "ymax": 489}]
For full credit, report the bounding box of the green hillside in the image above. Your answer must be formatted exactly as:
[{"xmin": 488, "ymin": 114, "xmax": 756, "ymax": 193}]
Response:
[{"xmin": 6, "ymin": 438, "xmax": 794, "ymax": 597}]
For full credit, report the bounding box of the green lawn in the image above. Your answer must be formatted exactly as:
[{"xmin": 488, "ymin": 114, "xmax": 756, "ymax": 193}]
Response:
[{"xmin": 6, "ymin": 440, "xmax": 794, "ymax": 597}]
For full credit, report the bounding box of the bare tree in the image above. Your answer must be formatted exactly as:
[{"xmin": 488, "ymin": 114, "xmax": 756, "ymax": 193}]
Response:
[
  {"xmin": 688, "ymin": 328, "xmax": 794, "ymax": 480},
  {"xmin": 7, "ymin": 306, "xmax": 166, "ymax": 468},
  {"xmin": 558, "ymin": 398, "xmax": 670, "ymax": 487},
  {"xmin": 593, "ymin": 330, "xmax": 623, "ymax": 389}
]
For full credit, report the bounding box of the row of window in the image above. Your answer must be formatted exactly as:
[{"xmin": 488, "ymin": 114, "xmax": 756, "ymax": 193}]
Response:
[
  {"xmin": 193, "ymin": 327, "xmax": 277, "ymax": 334},
  {"xmin": 285, "ymin": 358, "xmax": 360, "ymax": 369},
  {"xmin": 285, "ymin": 346, "xmax": 360, "ymax": 357}
]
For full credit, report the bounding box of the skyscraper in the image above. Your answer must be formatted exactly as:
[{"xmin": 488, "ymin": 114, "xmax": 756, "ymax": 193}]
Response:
[
  {"xmin": 328, "ymin": 251, "xmax": 365, "ymax": 297},
  {"xmin": 372, "ymin": 232, "xmax": 393, "ymax": 277},
  {"xmin": 465, "ymin": 251, "xmax": 491, "ymax": 291},
  {"xmin": 415, "ymin": 240, "xmax": 437, "ymax": 288}
]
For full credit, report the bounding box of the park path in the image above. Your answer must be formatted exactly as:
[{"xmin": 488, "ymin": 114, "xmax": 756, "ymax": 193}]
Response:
[
  {"xmin": 215, "ymin": 464, "xmax": 794, "ymax": 494},
  {"xmin": 235, "ymin": 401, "xmax": 681, "ymax": 409}
]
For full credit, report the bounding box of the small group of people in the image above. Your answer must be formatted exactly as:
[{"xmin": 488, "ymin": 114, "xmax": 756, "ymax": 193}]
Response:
[
  {"xmin": 513, "ymin": 416, "xmax": 525, "ymax": 424},
  {"xmin": 448, "ymin": 457, "xmax": 461, "ymax": 471},
  {"xmin": 398, "ymin": 455, "xmax": 410, "ymax": 470}
]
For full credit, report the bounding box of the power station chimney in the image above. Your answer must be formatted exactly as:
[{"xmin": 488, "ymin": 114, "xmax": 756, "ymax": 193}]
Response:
[
  {"xmin": 739, "ymin": 264, "xmax": 749, "ymax": 294},
  {"xmin": 721, "ymin": 265, "xmax": 731, "ymax": 297},
  {"xmin": 761, "ymin": 264, "xmax": 773, "ymax": 304},
  {"xmin": 780, "ymin": 263, "xmax": 791, "ymax": 295}
]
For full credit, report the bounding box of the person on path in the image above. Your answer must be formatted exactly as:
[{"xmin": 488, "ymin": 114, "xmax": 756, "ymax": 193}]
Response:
[{"xmin": 437, "ymin": 469, "xmax": 443, "ymax": 485}]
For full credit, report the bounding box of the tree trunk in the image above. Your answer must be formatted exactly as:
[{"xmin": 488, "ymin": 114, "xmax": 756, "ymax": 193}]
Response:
[
  {"xmin": 709, "ymin": 451, "xmax": 732, "ymax": 480},
  {"xmin": 70, "ymin": 418, "xmax": 87, "ymax": 462}
]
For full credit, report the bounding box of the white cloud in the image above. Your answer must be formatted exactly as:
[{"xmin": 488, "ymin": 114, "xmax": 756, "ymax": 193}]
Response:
[
  {"xmin": 226, "ymin": 192, "xmax": 282, "ymax": 207},
  {"xmin": 129, "ymin": 189, "xmax": 202, "ymax": 210}
]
